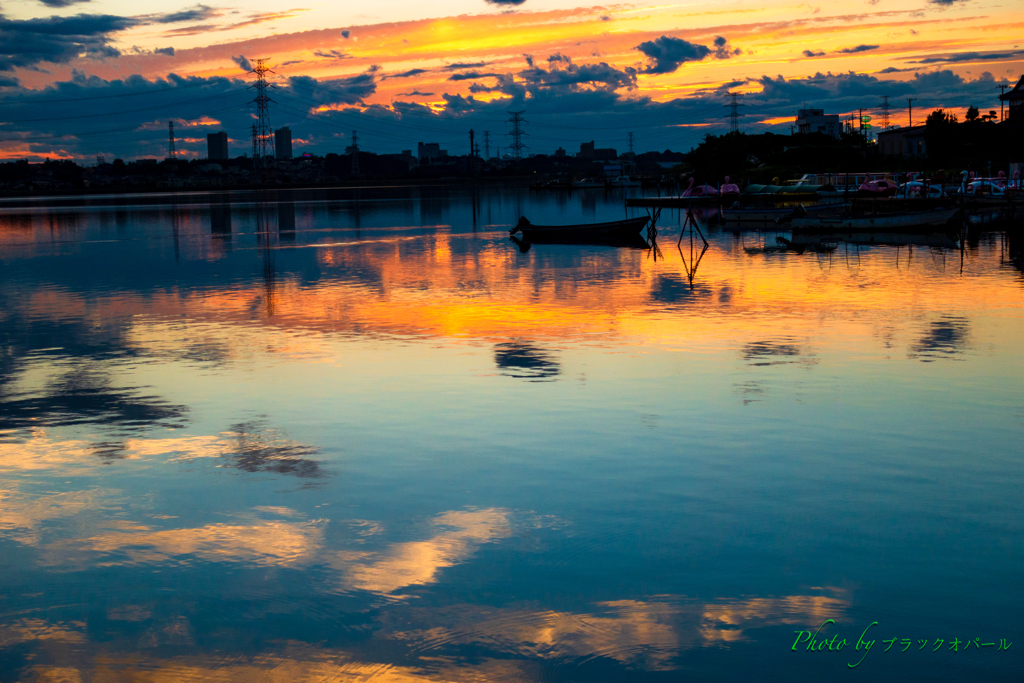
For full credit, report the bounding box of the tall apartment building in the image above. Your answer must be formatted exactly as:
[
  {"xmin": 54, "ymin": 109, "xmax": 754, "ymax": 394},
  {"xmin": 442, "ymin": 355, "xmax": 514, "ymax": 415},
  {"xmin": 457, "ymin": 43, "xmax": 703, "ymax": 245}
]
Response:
[
  {"xmin": 207, "ymin": 132, "xmax": 229, "ymax": 160},
  {"xmin": 275, "ymin": 127, "xmax": 293, "ymax": 160}
]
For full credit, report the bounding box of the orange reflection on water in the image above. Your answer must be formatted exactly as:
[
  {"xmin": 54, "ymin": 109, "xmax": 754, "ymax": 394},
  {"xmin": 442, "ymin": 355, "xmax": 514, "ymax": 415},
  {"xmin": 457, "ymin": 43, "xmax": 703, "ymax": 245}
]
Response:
[
  {"xmin": 10, "ymin": 231, "xmax": 1016, "ymax": 361},
  {"xmin": 64, "ymin": 518, "xmax": 326, "ymax": 568}
]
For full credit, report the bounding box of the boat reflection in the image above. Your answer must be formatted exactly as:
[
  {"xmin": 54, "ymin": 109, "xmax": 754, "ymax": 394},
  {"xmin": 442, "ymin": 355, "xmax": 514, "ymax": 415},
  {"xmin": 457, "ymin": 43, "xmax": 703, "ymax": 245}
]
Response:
[
  {"xmin": 494, "ymin": 342, "xmax": 561, "ymax": 381},
  {"xmin": 787, "ymin": 231, "xmax": 960, "ymax": 249},
  {"xmin": 907, "ymin": 316, "xmax": 970, "ymax": 362},
  {"xmin": 509, "ymin": 233, "xmax": 650, "ymax": 252},
  {"xmin": 0, "ymin": 367, "xmax": 188, "ymax": 434}
]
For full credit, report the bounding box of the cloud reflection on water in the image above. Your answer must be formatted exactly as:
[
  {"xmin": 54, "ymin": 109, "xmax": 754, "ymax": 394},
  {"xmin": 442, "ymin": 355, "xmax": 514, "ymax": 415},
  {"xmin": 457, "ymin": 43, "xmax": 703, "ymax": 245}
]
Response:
[
  {"xmin": 5, "ymin": 588, "xmax": 850, "ymax": 681},
  {"xmin": 332, "ymin": 508, "xmax": 512, "ymax": 596}
]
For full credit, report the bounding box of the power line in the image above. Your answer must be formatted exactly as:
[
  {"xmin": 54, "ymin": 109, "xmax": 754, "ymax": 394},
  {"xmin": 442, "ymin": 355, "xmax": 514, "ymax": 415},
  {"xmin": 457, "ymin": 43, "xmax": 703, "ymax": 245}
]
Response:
[
  {"xmin": 0, "ymin": 104, "xmax": 246, "ymax": 144},
  {"xmin": 0, "ymin": 79, "xmax": 234, "ymax": 105},
  {"xmin": 0, "ymin": 90, "xmax": 247, "ymax": 123}
]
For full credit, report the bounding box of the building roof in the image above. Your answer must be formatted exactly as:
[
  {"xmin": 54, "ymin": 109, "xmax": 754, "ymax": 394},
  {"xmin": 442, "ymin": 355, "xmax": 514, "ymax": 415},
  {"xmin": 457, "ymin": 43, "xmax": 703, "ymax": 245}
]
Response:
[
  {"xmin": 877, "ymin": 125, "xmax": 926, "ymax": 138},
  {"xmin": 1000, "ymin": 75, "xmax": 1024, "ymax": 101}
]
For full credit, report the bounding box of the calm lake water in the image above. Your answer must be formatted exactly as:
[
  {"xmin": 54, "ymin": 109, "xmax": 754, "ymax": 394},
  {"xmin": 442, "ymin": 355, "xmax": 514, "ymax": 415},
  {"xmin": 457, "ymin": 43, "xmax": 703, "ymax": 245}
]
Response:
[{"xmin": 1, "ymin": 186, "xmax": 1022, "ymax": 682}]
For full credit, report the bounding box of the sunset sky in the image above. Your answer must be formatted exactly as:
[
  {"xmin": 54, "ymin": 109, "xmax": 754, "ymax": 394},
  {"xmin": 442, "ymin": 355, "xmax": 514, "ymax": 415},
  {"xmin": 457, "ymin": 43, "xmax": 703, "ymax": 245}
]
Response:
[{"xmin": 1, "ymin": 0, "xmax": 1023, "ymax": 160}]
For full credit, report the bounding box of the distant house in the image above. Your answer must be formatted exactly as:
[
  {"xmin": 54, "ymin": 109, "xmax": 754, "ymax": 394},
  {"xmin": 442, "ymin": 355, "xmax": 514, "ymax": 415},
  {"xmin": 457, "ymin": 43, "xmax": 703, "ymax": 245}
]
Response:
[
  {"xmin": 877, "ymin": 125, "xmax": 928, "ymax": 158},
  {"xmin": 795, "ymin": 108, "xmax": 840, "ymax": 139},
  {"xmin": 1000, "ymin": 75, "xmax": 1024, "ymax": 122}
]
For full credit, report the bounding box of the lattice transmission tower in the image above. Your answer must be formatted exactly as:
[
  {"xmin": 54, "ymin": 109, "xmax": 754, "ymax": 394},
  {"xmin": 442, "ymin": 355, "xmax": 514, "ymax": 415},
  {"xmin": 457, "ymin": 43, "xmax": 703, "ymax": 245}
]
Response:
[
  {"xmin": 345, "ymin": 130, "xmax": 360, "ymax": 175},
  {"xmin": 248, "ymin": 59, "xmax": 275, "ymax": 173},
  {"xmin": 725, "ymin": 93, "xmax": 744, "ymax": 133},
  {"xmin": 167, "ymin": 121, "xmax": 176, "ymax": 159},
  {"xmin": 507, "ymin": 111, "xmax": 527, "ymax": 161},
  {"xmin": 483, "ymin": 131, "xmax": 491, "ymax": 160},
  {"xmin": 627, "ymin": 132, "xmax": 635, "ymax": 154},
  {"xmin": 879, "ymin": 95, "xmax": 891, "ymax": 130},
  {"xmin": 720, "ymin": 94, "xmax": 745, "ymax": 135}
]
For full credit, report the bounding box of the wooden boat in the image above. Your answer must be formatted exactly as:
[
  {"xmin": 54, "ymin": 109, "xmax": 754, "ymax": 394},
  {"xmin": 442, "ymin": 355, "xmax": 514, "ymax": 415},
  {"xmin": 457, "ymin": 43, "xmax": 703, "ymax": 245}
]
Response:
[
  {"xmin": 510, "ymin": 215, "xmax": 649, "ymax": 241},
  {"xmin": 791, "ymin": 207, "xmax": 960, "ymax": 232},
  {"xmin": 722, "ymin": 202, "xmax": 848, "ymax": 223},
  {"xmin": 625, "ymin": 195, "xmax": 719, "ymax": 207}
]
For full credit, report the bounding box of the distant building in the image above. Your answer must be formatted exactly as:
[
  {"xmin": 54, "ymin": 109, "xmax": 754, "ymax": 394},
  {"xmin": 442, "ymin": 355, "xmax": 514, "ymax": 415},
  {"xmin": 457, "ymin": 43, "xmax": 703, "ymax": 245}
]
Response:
[
  {"xmin": 796, "ymin": 108, "xmax": 840, "ymax": 138},
  {"xmin": 1000, "ymin": 75, "xmax": 1024, "ymax": 122},
  {"xmin": 207, "ymin": 132, "xmax": 229, "ymax": 160},
  {"xmin": 877, "ymin": 126, "xmax": 927, "ymax": 158},
  {"xmin": 553, "ymin": 147, "xmax": 566, "ymax": 157},
  {"xmin": 577, "ymin": 141, "xmax": 617, "ymax": 160},
  {"xmin": 417, "ymin": 142, "xmax": 447, "ymax": 161},
  {"xmin": 275, "ymin": 127, "xmax": 293, "ymax": 160}
]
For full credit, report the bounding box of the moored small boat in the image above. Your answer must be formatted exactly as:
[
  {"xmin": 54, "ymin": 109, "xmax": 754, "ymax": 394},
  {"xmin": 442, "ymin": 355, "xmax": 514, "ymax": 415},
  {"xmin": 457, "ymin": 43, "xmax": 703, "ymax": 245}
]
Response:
[
  {"xmin": 791, "ymin": 206, "xmax": 960, "ymax": 231},
  {"xmin": 722, "ymin": 202, "xmax": 848, "ymax": 223}
]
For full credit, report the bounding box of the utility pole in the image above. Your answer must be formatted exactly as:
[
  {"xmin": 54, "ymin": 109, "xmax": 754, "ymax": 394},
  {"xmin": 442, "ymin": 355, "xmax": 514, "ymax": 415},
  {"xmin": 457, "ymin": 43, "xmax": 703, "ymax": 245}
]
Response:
[
  {"xmin": 907, "ymin": 97, "xmax": 917, "ymax": 128},
  {"xmin": 627, "ymin": 132, "xmax": 635, "ymax": 154},
  {"xmin": 880, "ymin": 95, "xmax": 891, "ymax": 130},
  {"xmin": 469, "ymin": 129, "xmax": 475, "ymax": 174},
  {"xmin": 998, "ymin": 85, "xmax": 1009, "ymax": 121},
  {"xmin": 346, "ymin": 130, "xmax": 359, "ymax": 176},
  {"xmin": 725, "ymin": 93, "xmax": 743, "ymax": 133},
  {"xmin": 167, "ymin": 121, "xmax": 176, "ymax": 159},
  {"xmin": 507, "ymin": 111, "xmax": 527, "ymax": 161},
  {"xmin": 858, "ymin": 108, "xmax": 863, "ymax": 140},
  {"xmin": 248, "ymin": 58, "xmax": 275, "ymax": 176},
  {"xmin": 483, "ymin": 131, "xmax": 491, "ymax": 160},
  {"xmin": 469, "ymin": 129, "xmax": 475, "ymax": 158}
]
